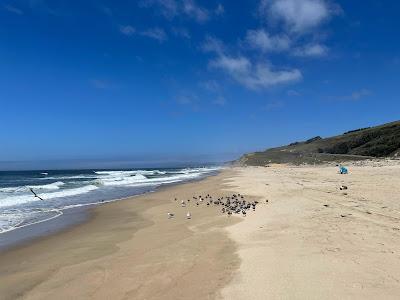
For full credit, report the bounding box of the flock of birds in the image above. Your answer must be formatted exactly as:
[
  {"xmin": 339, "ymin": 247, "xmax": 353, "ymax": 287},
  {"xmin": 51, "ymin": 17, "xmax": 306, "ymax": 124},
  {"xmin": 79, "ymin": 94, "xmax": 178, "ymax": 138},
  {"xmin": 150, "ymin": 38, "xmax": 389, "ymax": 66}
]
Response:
[{"xmin": 168, "ymin": 193, "xmax": 266, "ymax": 220}]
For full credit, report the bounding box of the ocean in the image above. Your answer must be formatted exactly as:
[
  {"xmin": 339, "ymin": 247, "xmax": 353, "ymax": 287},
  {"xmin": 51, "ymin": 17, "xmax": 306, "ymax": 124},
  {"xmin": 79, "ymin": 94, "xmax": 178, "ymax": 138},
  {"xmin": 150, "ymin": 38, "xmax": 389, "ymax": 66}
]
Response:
[{"xmin": 0, "ymin": 166, "xmax": 221, "ymax": 235}]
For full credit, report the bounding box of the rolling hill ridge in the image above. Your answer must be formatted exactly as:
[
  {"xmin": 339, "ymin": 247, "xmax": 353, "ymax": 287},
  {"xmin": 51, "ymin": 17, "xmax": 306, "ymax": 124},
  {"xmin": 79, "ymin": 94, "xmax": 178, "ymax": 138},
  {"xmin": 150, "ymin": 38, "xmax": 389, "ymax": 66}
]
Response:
[{"xmin": 239, "ymin": 120, "xmax": 400, "ymax": 166}]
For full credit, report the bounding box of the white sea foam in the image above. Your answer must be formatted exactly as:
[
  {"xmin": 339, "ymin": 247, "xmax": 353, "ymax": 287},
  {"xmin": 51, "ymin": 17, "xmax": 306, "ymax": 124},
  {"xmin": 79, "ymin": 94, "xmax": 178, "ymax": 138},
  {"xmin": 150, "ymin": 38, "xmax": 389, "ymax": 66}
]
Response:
[
  {"xmin": 98, "ymin": 174, "xmax": 149, "ymax": 186},
  {"xmin": 0, "ymin": 166, "xmax": 221, "ymax": 234},
  {"xmin": 95, "ymin": 167, "xmax": 220, "ymax": 187},
  {"xmin": 0, "ymin": 185, "xmax": 98, "ymax": 208},
  {"xmin": 0, "ymin": 208, "xmax": 63, "ymax": 233},
  {"xmin": 0, "ymin": 211, "xmax": 26, "ymax": 232},
  {"xmin": 28, "ymin": 181, "xmax": 65, "ymax": 190},
  {"xmin": 0, "ymin": 186, "xmax": 25, "ymax": 193},
  {"xmin": 0, "ymin": 181, "xmax": 65, "ymax": 193},
  {"xmin": 94, "ymin": 170, "xmax": 164, "ymax": 176},
  {"xmin": 39, "ymin": 175, "xmax": 98, "ymax": 180}
]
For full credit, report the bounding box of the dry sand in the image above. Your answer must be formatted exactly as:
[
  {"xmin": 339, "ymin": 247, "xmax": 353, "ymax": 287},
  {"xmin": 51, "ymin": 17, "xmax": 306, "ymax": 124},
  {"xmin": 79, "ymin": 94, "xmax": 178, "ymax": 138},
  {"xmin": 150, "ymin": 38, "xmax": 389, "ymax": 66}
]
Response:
[
  {"xmin": 1, "ymin": 161, "xmax": 400, "ymax": 299},
  {"xmin": 222, "ymin": 162, "xmax": 400, "ymax": 300}
]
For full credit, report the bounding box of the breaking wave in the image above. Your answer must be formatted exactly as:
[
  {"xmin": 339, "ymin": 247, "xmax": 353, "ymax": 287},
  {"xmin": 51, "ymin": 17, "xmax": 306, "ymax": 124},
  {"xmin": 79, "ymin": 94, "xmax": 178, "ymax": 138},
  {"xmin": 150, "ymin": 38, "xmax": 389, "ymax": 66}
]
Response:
[{"xmin": 0, "ymin": 166, "xmax": 221, "ymax": 234}]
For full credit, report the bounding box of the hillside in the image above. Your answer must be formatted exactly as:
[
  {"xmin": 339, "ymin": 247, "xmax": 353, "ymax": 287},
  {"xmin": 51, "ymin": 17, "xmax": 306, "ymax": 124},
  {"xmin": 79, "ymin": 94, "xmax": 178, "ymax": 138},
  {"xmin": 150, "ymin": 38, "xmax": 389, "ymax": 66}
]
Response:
[{"xmin": 239, "ymin": 120, "xmax": 400, "ymax": 166}]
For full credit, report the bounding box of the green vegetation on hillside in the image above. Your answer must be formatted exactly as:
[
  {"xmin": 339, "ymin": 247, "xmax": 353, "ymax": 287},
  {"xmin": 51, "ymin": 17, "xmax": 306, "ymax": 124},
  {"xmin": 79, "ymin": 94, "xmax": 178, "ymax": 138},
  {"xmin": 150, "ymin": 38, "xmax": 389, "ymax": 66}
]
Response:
[{"xmin": 239, "ymin": 121, "xmax": 400, "ymax": 166}]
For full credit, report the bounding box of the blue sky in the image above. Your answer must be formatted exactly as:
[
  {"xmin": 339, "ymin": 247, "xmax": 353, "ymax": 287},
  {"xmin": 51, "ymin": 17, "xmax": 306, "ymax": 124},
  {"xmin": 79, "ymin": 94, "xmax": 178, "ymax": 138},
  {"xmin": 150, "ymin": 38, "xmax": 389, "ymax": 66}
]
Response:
[{"xmin": 0, "ymin": 0, "xmax": 399, "ymax": 168}]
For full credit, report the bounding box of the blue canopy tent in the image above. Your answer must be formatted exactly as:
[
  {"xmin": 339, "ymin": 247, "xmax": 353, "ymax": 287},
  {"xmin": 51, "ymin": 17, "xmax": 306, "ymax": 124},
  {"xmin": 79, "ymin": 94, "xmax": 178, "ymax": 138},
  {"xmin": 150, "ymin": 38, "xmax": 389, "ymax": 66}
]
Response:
[{"xmin": 339, "ymin": 166, "xmax": 348, "ymax": 174}]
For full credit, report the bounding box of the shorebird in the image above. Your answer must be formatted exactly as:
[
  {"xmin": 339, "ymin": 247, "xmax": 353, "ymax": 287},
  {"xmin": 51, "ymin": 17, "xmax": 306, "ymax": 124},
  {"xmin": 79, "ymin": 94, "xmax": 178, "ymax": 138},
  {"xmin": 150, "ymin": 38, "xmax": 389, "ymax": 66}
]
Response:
[
  {"xmin": 167, "ymin": 212, "xmax": 175, "ymax": 219},
  {"xmin": 29, "ymin": 188, "xmax": 44, "ymax": 201}
]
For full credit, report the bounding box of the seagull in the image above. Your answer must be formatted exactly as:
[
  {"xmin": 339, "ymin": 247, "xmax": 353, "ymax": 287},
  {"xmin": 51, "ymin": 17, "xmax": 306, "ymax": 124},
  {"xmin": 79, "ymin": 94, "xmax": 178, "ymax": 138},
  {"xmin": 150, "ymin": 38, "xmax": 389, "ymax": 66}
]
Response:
[
  {"xmin": 29, "ymin": 188, "xmax": 44, "ymax": 201},
  {"xmin": 167, "ymin": 212, "xmax": 175, "ymax": 219},
  {"xmin": 186, "ymin": 212, "xmax": 191, "ymax": 219}
]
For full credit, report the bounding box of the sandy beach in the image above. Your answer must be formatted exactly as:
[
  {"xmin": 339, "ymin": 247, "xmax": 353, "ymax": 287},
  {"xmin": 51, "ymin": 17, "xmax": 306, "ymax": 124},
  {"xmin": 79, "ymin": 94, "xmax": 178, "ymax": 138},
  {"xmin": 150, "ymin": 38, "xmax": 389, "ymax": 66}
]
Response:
[
  {"xmin": 1, "ymin": 162, "xmax": 400, "ymax": 299},
  {"xmin": 2, "ymin": 1, "xmax": 399, "ymax": 298}
]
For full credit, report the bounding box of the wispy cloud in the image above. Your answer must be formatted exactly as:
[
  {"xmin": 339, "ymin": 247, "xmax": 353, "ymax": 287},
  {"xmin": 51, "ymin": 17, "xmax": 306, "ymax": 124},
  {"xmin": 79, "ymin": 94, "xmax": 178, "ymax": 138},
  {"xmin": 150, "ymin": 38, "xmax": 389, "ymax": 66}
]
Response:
[
  {"xmin": 202, "ymin": 36, "xmax": 225, "ymax": 54},
  {"xmin": 140, "ymin": 28, "xmax": 168, "ymax": 42},
  {"xmin": 213, "ymin": 96, "xmax": 227, "ymax": 106},
  {"xmin": 287, "ymin": 89, "xmax": 301, "ymax": 96},
  {"xmin": 171, "ymin": 27, "xmax": 191, "ymax": 39},
  {"xmin": 175, "ymin": 91, "xmax": 201, "ymax": 111},
  {"xmin": 3, "ymin": 4, "xmax": 24, "ymax": 15},
  {"xmin": 198, "ymin": 1, "xmax": 342, "ymax": 92},
  {"xmin": 176, "ymin": 93, "xmax": 196, "ymax": 105},
  {"xmin": 119, "ymin": 26, "xmax": 167, "ymax": 42},
  {"xmin": 199, "ymin": 80, "xmax": 226, "ymax": 106},
  {"xmin": 139, "ymin": 0, "xmax": 179, "ymax": 19},
  {"xmin": 204, "ymin": 37, "xmax": 302, "ymax": 90},
  {"xmin": 259, "ymin": 0, "xmax": 341, "ymax": 34},
  {"xmin": 346, "ymin": 89, "xmax": 371, "ymax": 101},
  {"xmin": 119, "ymin": 25, "xmax": 136, "ymax": 36},
  {"xmin": 329, "ymin": 89, "xmax": 372, "ymax": 101},
  {"xmin": 293, "ymin": 43, "xmax": 329, "ymax": 57},
  {"xmin": 139, "ymin": 0, "xmax": 210, "ymax": 23},
  {"xmin": 245, "ymin": 29, "xmax": 291, "ymax": 53},
  {"xmin": 98, "ymin": 5, "xmax": 113, "ymax": 16},
  {"xmin": 215, "ymin": 3, "xmax": 224, "ymax": 16},
  {"xmin": 209, "ymin": 53, "xmax": 302, "ymax": 89},
  {"xmin": 182, "ymin": 0, "xmax": 209, "ymax": 23},
  {"xmin": 200, "ymin": 80, "xmax": 221, "ymax": 92}
]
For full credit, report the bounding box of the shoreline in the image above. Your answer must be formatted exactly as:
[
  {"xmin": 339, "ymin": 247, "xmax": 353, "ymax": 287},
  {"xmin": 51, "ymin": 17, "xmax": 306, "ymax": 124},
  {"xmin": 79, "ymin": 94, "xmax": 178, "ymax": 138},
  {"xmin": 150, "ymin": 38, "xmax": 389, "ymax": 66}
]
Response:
[
  {"xmin": 0, "ymin": 168, "xmax": 242, "ymax": 300},
  {"xmin": 0, "ymin": 170, "xmax": 221, "ymax": 252}
]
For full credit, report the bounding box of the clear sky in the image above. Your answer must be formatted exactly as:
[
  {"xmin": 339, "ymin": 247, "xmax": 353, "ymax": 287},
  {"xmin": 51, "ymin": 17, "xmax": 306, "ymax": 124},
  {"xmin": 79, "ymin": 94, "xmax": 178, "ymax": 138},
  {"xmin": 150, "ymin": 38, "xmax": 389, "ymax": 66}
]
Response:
[{"xmin": 1, "ymin": 0, "xmax": 399, "ymax": 169}]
